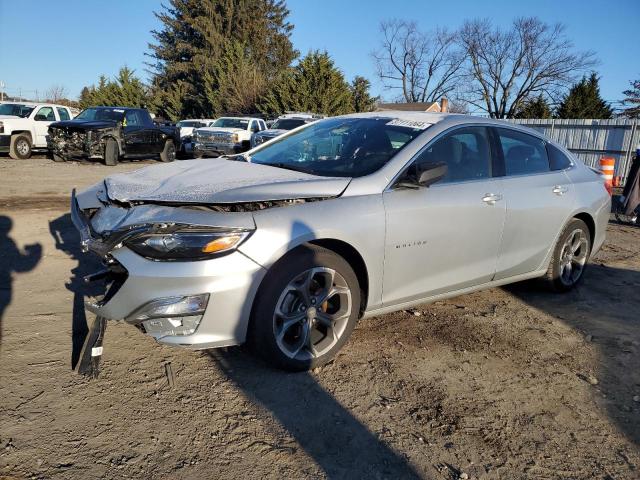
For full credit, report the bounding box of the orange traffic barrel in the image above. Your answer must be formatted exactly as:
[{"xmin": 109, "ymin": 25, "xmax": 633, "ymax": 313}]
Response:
[{"xmin": 600, "ymin": 157, "xmax": 615, "ymax": 194}]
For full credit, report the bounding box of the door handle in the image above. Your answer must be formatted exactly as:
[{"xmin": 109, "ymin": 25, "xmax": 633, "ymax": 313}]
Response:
[
  {"xmin": 482, "ymin": 193, "xmax": 502, "ymax": 205},
  {"xmin": 552, "ymin": 185, "xmax": 568, "ymax": 196}
]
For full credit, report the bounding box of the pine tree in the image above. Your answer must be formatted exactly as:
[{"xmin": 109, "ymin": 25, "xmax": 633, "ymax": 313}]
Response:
[
  {"xmin": 259, "ymin": 51, "xmax": 354, "ymax": 116},
  {"xmin": 514, "ymin": 94, "xmax": 553, "ymax": 119},
  {"xmin": 622, "ymin": 79, "xmax": 640, "ymax": 118},
  {"xmin": 350, "ymin": 76, "xmax": 378, "ymax": 112},
  {"xmin": 557, "ymin": 73, "xmax": 612, "ymax": 119},
  {"xmin": 147, "ymin": 0, "xmax": 296, "ymax": 118},
  {"xmin": 78, "ymin": 68, "xmax": 149, "ymax": 109}
]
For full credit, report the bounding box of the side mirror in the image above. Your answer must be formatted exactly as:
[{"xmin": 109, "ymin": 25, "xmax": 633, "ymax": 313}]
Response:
[
  {"xmin": 417, "ymin": 162, "xmax": 448, "ymax": 187},
  {"xmin": 396, "ymin": 162, "xmax": 448, "ymax": 189},
  {"xmin": 34, "ymin": 114, "xmax": 48, "ymax": 121}
]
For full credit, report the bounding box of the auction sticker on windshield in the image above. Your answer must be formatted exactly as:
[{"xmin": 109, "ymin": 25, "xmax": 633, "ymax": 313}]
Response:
[{"xmin": 386, "ymin": 119, "xmax": 431, "ymax": 130}]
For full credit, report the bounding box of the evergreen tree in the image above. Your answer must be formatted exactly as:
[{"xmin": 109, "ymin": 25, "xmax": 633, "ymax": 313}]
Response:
[
  {"xmin": 514, "ymin": 94, "xmax": 553, "ymax": 119},
  {"xmin": 557, "ymin": 73, "xmax": 612, "ymax": 119},
  {"xmin": 77, "ymin": 67, "xmax": 149, "ymax": 109},
  {"xmin": 147, "ymin": 0, "xmax": 296, "ymax": 118},
  {"xmin": 259, "ymin": 51, "xmax": 354, "ymax": 116},
  {"xmin": 622, "ymin": 79, "xmax": 640, "ymax": 118},
  {"xmin": 350, "ymin": 76, "xmax": 378, "ymax": 112}
]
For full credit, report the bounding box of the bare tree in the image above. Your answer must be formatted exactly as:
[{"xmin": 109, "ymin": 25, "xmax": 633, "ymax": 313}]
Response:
[
  {"xmin": 459, "ymin": 17, "xmax": 596, "ymax": 118},
  {"xmin": 372, "ymin": 20, "xmax": 465, "ymax": 103},
  {"xmin": 45, "ymin": 84, "xmax": 68, "ymax": 103}
]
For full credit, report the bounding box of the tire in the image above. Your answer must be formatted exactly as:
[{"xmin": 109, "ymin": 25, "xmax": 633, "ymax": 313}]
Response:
[
  {"xmin": 9, "ymin": 134, "xmax": 32, "ymax": 159},
  {"xmin": 544, "ymin": 218, "xmax": 591, "ymax": 292},
  {"xmin": 160, "ymin": 140, "xmax": 176, "ymax": 162},
  {"xmin": 104, "ymin": 139, "xmax": 119, "ymax": 166},
  {"xmin": 52, "ymin": 153, "xmax": 66, "ymax": 162},
  {"xmin": 248, "ymin": 245, "xmax": 361, "ymax": 371}
]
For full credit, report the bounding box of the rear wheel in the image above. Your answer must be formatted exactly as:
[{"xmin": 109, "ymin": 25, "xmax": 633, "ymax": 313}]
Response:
[
  {"xmin": 249, "ymin": 245, "xmax": 360, "ymax": 371},
  {"xmin": 544, "ymin": 218, "xmax": 591, "ymax": 292},
  {"xmin": 104, "ymin": 139, "xmax": 118, "ymax": 166},
  {"xmin": 160, "ymin": 140, "xmax": 176, "ymax": 162},
  {"xmin": 9, "ymin": 134, "xmax": 32, "ymax": 159}
]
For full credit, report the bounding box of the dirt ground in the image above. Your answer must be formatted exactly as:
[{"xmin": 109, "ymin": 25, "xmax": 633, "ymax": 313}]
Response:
[{"xmin": 0, "ymin": 154, "xmax": 639, "ymax": 480}]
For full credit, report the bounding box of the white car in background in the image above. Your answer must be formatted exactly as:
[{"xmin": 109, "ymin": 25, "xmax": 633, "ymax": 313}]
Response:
[
  {"xmin": 0, "ymin": 102, "xmax": 75, "ymax": 159},
  {"xmin": 250, "ymin": 113, "xmax": 322, "ymax": 148},
  {"xmin": 176, "ymin": 118, "xmax": 216, "ymax": 155},
  {"xmin": 193, "ymin": 116, "xmax": 267, "ymax": 157}
]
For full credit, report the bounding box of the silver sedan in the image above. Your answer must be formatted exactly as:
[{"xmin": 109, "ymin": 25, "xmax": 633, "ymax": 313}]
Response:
[{"xmin": 72, "ymin": 112, "xmax": 610, "ymax": 371}]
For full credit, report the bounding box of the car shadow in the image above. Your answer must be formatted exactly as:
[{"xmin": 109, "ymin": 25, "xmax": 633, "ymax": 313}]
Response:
[
  {"xmin": 49, "ymin": 213, "xmax": 103, "ymax": 368},
  {"xmin": 0, "ymin": 215, "xmax": 42, "ymax": 350},
  {"xmin": 207, "ymin": 348, "xmax": 421, "ymax": 479},
  {"xmin": 504, "ymin": 263, "xmax": 640, "ymax": 446}
]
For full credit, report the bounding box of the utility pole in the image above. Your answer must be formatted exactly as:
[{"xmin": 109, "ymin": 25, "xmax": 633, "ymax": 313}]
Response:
[{"xmin": 0, "ymin": 81, "xmax": 4, "ymax": 101}]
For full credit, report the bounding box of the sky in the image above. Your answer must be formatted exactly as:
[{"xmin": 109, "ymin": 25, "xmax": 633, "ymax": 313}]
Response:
[{"xmin": 0, "ymin": 0, "xmax": 638, "ymax": 108}]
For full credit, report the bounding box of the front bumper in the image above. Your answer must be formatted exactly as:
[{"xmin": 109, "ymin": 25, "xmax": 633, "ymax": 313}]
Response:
[
  {"xmin": 0, "ymin": 134, "xmax": 10, "ymax": 152},
  {"xmin": 193, "ymin": 141, "xmax": 243, "ymax": 157},
  {"xmin": 71, "ymin": 192, "xmax": 266, "ymax": 349},
  {"xmin": 48, "ymin": 131, "xmax": 103, "ymax": 159}
]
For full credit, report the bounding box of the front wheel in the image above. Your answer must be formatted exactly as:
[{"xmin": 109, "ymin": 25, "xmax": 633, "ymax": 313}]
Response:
[
  {"xmin": 248, "ymin": 245, "xmax": 360, "ymax": 371},
  {"xmin": 9, "ymin": 134, "xmax": 32, "ymax": 159},
  {"xmin": 160, "ymin": 140, "xmax": 176, "ymax": 162},
  {"xmin": 544, "ymin": 218, "xmax": 591, "ymax": 292},
  {"xmin": 104, "ymin": 139, "xmax": 119, "ymax": 166}
]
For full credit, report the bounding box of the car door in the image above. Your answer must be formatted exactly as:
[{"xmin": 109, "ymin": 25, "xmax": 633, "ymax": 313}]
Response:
[
  {"xmin": 382, "ymin": 125, "xmax": 506, "ymax": 306},
  {"xmin": 32, "ymin": 106, "xmax": 57, "ymax": 146},
  {"xmin": 492, "ymin": 127, "xmax": 575, "ymax": 280},
  {"xmin": 123, "ymin": 110, "xmax": 146, "ymax": 155}
]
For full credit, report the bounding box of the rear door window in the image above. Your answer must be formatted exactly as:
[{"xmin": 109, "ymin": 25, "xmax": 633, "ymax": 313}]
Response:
[
  {"xmin": 496, "ymin": 128, "xmax": 549, "ymax": 176},
  {"xmin": 56, "ymin": 107, "xmax": 70, "ymax": 121}
]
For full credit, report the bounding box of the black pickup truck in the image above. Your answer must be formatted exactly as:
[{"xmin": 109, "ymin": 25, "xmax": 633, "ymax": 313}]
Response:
[{"xmin": 47, "ymin": 106, "xmax": 179, "ymax": 166}]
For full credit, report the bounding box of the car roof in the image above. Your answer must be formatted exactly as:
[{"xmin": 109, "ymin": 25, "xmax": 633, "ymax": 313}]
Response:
[
  {"xmin": 0, "ymin": 101, "xmax": 69, "ymax": 108},
  {"xmin": 335, "ymin": 111, "xmax": 547, "ymax": 138}
]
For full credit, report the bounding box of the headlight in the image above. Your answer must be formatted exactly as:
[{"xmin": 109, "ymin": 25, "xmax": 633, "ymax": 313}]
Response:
[
  {"xmin": 232, "ymin": 133, "xmax": 240, "ymax": 143},
  {"xmin": 124, "ymin": 228, "xmax": 252, "ymax": 261}
]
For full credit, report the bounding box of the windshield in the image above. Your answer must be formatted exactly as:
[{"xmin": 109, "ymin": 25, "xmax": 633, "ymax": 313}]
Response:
[
  {"xmin": 250, "ymin": 117, "xmax": 427, "ymax": 177},
  {"xmin": 271, "ymin": 118, "xmax": 307, "ymax": 130},
  {"xmin": 0, "ymin": 103, "xmax": 35, "ymax": 118},
  {"xmin": 75, "ymin": 107, "xmax": 126, "ymax": 122},
  {"xmin": 212, "ymin": 118, "xmax": 249, "ymax": 129}
]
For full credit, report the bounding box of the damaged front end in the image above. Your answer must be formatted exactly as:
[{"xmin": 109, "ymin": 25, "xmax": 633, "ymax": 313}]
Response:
[{"xmin": 49, "ymin": 126, "xmax": 114, "ymax": 160}]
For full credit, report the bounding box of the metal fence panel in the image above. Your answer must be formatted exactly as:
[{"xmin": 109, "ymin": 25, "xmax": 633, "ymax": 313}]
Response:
[{"xmin": 508, "ymin": 118, "xmax": 639, "ymax": 180}]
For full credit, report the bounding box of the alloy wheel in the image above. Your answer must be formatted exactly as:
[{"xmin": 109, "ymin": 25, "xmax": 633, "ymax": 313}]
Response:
[
  {"xmin": 273, "ymin": 267, "xmax": 352, "ymax": 360},
  {"xmin": 559, "ymin": 228, "xmax": 589, "ymax": 286}
]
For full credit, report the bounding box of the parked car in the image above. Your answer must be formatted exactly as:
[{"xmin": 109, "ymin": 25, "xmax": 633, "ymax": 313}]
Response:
[
  {"xmin": 0, "ymin": 102, "xmax": 75, "ymax": 159},
  {"xmin": 71, "ymin": 112, "xmax": 610, "ymax": 371},
  {"xmin": 193, "ymin": 116, "xmax": 266, "ymax": 157},
  {"xmin": 176, "ymin": 118, "xmax": 216, "ymax": 155},
  {"xmin": 250, "ymin": 113, "xmax": 321, "ymax": 148},
  {"xmin": 48, "ymin": 106, "xmax": 179, "ymax": 166}
]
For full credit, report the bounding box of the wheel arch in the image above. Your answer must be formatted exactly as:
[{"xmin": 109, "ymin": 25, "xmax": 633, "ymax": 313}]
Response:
[
  {"xmin": 308, "ymin": 238, "xmax": 369, "ymax": 317},
  {"xmin": 11, "ymin": 130, "xmax": 32, "ymax": 139},
  {"xmin": 572, "ymin": 211, "xmax": 596, "ymax": 247}
]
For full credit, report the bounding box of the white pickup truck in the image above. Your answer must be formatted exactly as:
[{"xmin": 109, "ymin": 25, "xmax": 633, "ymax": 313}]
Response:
[
  {"xmin": 0, "ymin": 102, "xmax": 75, "ymax": 159},
  {"xmin": 192, "ymin": 116, "xmax": 267, "ymax": 157}
]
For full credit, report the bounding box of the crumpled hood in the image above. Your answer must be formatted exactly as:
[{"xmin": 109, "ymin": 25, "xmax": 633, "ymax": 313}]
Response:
[
  {"xmin": 50, "ymin": 119, "xmax": 118, "ymax": 130},
  {"xmin": 104, "ymin": 158, "xmax": 351, "ymax": 204}
]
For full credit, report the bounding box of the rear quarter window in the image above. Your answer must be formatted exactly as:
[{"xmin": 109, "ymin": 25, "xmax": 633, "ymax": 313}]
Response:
[{"xmin": 547, "ymin": 143, "xmax": 573, "ymax": 170}]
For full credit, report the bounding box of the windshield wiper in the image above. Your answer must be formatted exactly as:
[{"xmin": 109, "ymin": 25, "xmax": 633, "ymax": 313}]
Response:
[{"xmin": 267, "ymin": 162, "xmax": 315, "ymax": 175}]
